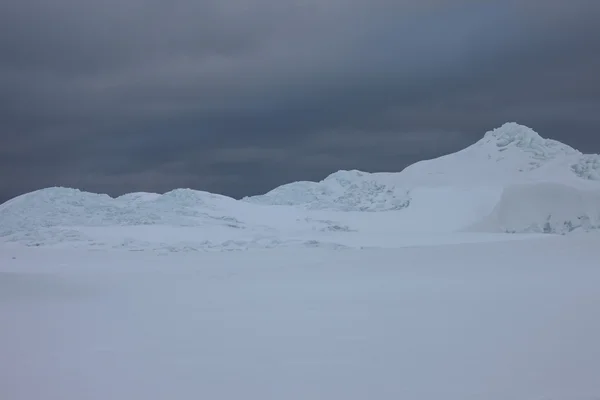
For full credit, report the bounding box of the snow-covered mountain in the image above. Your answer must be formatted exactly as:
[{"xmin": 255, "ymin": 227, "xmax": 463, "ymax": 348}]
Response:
[
  {"xmin": 1, "ymin": 123, "xmax": 599, "ymax": 250},
  {"xmin": 246, "ymin": 123, "xmax": 600, "ymax": 209},
  {"xmin": 400, "ymin": 122, "xmax": 600, "ymax": 185}
]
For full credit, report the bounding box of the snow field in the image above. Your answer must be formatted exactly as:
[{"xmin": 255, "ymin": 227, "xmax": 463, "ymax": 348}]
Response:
[{"xmin": 1, "ymin": 236, "xmax": 600, "ymax": 400}]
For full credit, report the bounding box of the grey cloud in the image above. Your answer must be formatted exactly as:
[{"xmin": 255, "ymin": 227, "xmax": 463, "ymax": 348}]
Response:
[{"xmin": 1, "ymin": 0, "xmax": 600, "ymax": 203}]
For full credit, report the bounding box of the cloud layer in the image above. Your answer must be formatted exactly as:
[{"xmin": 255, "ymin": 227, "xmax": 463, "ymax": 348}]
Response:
[{"xmin": 1, "ymin": 0, "xmax": 599, "ymax": 201}]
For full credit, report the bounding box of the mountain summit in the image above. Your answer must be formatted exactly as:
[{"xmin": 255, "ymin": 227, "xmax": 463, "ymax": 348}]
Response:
[
  {"xmin": 394, "ymin": 122, "xmax": 597, "ymax": 186},
  {"xmin": 484, "ymin": 122, "xmax": 549, "ymax": 145}
]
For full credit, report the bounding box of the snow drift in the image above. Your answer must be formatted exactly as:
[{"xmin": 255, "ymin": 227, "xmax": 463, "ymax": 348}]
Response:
[
  {"xmin": 1, "ymin": 123, "xmax": 599, "ymax": 250},
  {"xmin": 469, "ymin": 182, "xmax": 600, "ymax": 234}
]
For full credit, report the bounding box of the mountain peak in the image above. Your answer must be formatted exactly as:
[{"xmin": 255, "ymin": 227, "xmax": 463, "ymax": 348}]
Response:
[
  {"xmin": 483, "ymin": 122, "xmax": 544, "ymax": 146},
  {"xmin": 473, "ymin": 122, "xmax": 580, "ymax": 161}
]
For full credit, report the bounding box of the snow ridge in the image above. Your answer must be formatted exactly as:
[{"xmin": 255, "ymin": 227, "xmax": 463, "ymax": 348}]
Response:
[
  {"xmin": 395, "ymin": 122, "xmax": 598, "ymax": 186},
  {"xmin": 2, "ymin": 123, "xmax": 600, "ymax": 250},
  {"xmin": 244, "ymin": 170, "xmax": 411, "ymax": 211}
]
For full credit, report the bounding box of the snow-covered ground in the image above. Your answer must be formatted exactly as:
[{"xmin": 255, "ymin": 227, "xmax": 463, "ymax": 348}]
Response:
[{"xmin": 1, "ymin": 235, "xmax": 600, "ymax": 400}]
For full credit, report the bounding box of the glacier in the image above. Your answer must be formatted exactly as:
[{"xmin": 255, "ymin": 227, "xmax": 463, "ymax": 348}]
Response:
[{"xmin": 1, "ymin": 122, "xmax": 599, "ymax": 251}]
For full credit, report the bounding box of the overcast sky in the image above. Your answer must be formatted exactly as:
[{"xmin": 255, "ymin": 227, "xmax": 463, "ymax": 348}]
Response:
[{"xmin": 1, "ymin": 0, "xmax": 599, "ymax": 202}]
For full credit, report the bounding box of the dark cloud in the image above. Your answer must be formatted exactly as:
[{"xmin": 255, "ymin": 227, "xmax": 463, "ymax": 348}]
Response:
[{"xmin": 1, "ymin": 0, "xmax": 600, "ymax": 202}]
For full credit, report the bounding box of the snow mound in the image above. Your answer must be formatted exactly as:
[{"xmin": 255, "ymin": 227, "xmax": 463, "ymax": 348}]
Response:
[
  {"xmin": 244, "ymin": 170, "xmax": 410, "ymax": 211},
  {"xmin": 484, "ymin": 122, "xmax": 568, "ymax": 151},
  {"xmin": 571, "ymin": 154, "xmax": 600, "ymax": 180},
  {"xmin": 2, "ymin": 123, "xmax": 600, "ymax": 250},
  {"xmin": 0, "ymin": 187, "xmax": 240, "ymax": 230},
  {"xmin": 469, "ymin": 183, "xmax": 600, "ymax": 234}
]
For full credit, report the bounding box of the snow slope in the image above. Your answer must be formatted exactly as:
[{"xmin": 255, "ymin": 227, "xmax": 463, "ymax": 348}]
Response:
[
  {"xmin": 398, "ymin": 122, "xmax": 600, "ymax": 186},
  {"xmin": 246, "ymin": 122, "xmax": 600, "ymax": 206},
  {"xmin": 2, "ymin": 237, "xmax": 600, "ymax": 400},
  {"xmin": 246, "ymin": 122, "xmax": 600, "ymax": 234},
  {"xmin": 1, "ymin": 123, "xmax": 599, "ymax": 250}
]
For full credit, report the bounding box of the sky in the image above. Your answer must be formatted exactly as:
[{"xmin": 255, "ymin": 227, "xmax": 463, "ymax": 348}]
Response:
[{"xmin": 1, "ymin": 0, "xmax": 599, "ymax": 202}]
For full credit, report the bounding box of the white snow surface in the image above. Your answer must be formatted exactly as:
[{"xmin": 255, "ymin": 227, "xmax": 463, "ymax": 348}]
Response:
[
  {"xmin": 1, "ymin": 237, "xmax": 600, "ymax": 400},
  {"xmin": 2, "ymin": 122, "xmax": 600, "ymax": 251}
]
